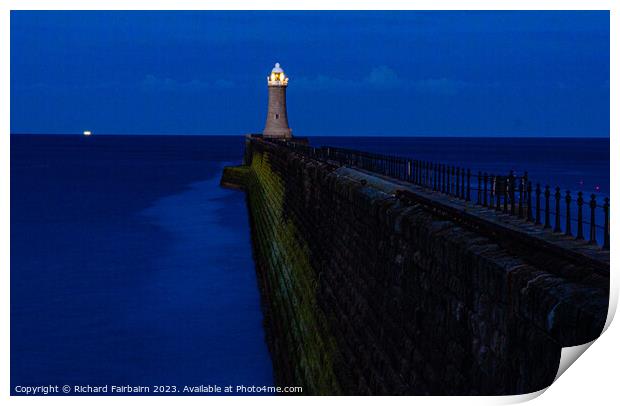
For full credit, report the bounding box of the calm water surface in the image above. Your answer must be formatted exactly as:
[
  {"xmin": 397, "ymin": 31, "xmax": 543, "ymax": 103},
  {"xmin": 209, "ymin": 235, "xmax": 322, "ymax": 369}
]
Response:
[
  {"xmin": 11, "ymin": 135, "xmax": 609, "ymax": 394},
  {"xmin": 11, "ymin": 135, "xmax": 272, "ymax": 394}
]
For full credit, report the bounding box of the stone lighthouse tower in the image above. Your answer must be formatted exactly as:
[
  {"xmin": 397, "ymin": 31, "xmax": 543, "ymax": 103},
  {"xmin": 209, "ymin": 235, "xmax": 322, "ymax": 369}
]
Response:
[{"xmin": 263, "ymin": 63, "xmax": 292, "ymax": 138}]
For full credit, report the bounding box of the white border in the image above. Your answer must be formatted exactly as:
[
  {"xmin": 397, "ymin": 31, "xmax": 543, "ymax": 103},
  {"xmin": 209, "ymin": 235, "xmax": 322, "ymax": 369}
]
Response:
[{"xmin": 1, "ymin": 2, "xmax": 616, "ymax": 405}]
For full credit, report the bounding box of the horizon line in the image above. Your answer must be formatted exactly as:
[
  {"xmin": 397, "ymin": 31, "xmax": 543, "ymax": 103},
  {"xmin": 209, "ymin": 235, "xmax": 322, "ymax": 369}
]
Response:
[{"xmin": 9, "ymin": 133, "xmax": 611, "ymax": 139}]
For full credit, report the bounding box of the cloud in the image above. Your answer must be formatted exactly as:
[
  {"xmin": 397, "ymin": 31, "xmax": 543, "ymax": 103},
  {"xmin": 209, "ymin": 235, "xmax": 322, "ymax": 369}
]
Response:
[
  {"xmin": 295, "ymin": 65, "xmax": 471, "ymax": 94},
  {"xmin": 295, "ymin": 65, "xmax": 400, "ymax": 91},
  {"xmin": 365, "ymin": 66, "xmax": 402, "ymax": 89},
  {"xmin": 140, "ymin": 75, "xmax": 236, "ymax": 92},
  {"xmin": 214, "ymin": 79, "xmax": 235, "ymax": 89}
]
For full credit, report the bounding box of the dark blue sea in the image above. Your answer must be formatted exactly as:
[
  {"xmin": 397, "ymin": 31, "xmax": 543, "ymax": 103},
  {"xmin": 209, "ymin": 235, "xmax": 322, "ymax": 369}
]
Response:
[{"xmin": 10, "ymin": 135, "xmax": 609, "ymax": 395}]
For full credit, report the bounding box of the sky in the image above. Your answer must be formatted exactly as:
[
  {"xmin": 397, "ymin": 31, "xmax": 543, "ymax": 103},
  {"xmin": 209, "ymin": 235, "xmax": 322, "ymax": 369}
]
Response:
[{"xmin": 10, "ymin": 11, "xmax": 610, "ymax": 137}]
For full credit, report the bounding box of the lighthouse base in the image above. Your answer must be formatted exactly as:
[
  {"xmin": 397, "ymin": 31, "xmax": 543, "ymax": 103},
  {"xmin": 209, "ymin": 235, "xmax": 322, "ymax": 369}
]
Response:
[{"xmin": 262, "ymin": 128, "xmax": 293, "ymax": 139}]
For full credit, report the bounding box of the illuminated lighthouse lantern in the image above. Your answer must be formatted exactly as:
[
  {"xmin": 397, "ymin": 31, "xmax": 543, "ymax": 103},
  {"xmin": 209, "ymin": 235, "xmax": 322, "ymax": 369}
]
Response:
[{"xmin": 263, "ymin": 63, "xmax": 292, "ymax": 138}]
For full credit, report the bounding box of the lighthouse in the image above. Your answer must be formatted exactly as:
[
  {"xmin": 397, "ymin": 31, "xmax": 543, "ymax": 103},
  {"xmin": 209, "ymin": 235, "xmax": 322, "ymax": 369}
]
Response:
[{"xmin": 263, "ymin": 63, "xmax": 292, "ymax": 138}]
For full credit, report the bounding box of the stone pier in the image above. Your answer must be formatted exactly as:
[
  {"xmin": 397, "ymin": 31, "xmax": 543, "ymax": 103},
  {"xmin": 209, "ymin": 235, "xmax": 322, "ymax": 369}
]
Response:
[{"xmin": 220, "ymin": 136, "xmax": 609, "ymax": 395}]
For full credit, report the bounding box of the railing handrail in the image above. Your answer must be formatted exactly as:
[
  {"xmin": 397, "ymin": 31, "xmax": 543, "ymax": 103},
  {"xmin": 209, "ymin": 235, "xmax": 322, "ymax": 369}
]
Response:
[{"xmin": 262, "ymin": 138, "xmax": 610, "ymax": 251}]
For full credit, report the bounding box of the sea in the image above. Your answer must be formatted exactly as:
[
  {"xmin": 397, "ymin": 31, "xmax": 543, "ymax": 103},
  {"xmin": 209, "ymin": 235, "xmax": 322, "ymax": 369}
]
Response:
[{"xmin": 10, "ymin": 134, "xmax": 609, "ymax": 395}]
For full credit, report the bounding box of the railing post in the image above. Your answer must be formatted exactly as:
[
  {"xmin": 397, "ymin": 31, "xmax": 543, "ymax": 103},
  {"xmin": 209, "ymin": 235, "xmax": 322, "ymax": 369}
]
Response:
[
  {"xmin": 441, "ymin": 165, "xmax": 446, "ymax": 193},
  {"xmin": 576, "ymin": 192, "xmax": 584, "ymax": 240},
  {"xmin": 509, "ymin": 171, "xmax": 516, "ymax": 215},
  {"xmin": 523, "ymin": 172, "xmax": 529, "ymax": 208},
  {"xmin": 465, "ymin": 169, "xmax": 471, "ymax": 202},
  {"xmin": 426, "ymin": 161, "xmax": 431, "ymax": 187},
  {"xmin": 535, "ymin": 183, "xmax": 541, "ymax": 225},
  {"xmin": 466, "ymin": 169, "xmax": 471, "ymax": 201},
  {"xmin": 604, "ymin": 197, "xmax": 610, "ymax": 250},
  {"xmin": 420, "ymin": 160, "xmax": 424, "ymax": 186},
  {"xmin": 527, "ymin": 181, "xmax": 533, "ymax": 221},
  {"xmin": 565, "ymin": 191, "xmax": 572, "ymax": 236},
  {"xmin": 477, "ymin": 171, "xmax": 482, "ymax": 204},
  {"xmin": 430, "ymin": 162, "xmax": 434, "ymax": 189},
  {"xmin": 415, "ymin": 160, "xmax": 420, "ymax": 184},
  {"xmin": 495, "ymin": 176, "xmax": 501, "ymax": 211},
  {"xmin": 407, "ymin": 159, "xmax": 412, "ymax": 183},
  {"xmin": 418, "ymin": 160, "xmax": 421, "ymax": 185},
  {"xmin": 408, "ymin": 158, "xmax": 412, "ymax": 182},
  {"xmin": 431, "ymin": 162, "xmax": 434, "ymax": 187},
  {"xmin": 407, "ymin": 159, "xmax": 409, "ymax": 182},
  {"xmin": 461, "ymin": 168, "xmax": 466, "ymax": 199},
  {"xmin": 589, "ymin": 194, "xmax": 597, "ymax": 245},
  {"xmin": 503, "ymin": 178, "xmax": 508, "ymax": 213},
  {"xmin": 456, "ymin": 167, "xmax": 461, "ymax": 199},
  {"xmin": 554, "ymin": 187, "xmax": 562, "ymax": 232},
  {"xmin": 395, "ymin": 157, "xmax": 398, "ymax": 178},
  {"xmin": 483, "ymin": 173, "xmax": 488, "ymax": 206},
  {"xmin": 452, "ymin": 166, "xmax": 459, "ymax": 196},
  {"xmin": 395, "ymin": 157, "xmax": 399, "ymax": 178},
  {"xmin": 452, "ymin": 166, "xmax": 456, "ymax": 195},
  {"xmin": 544, "ymin": 185, "xmax": 551, "ymax": 229},
  {"xmin": 433, "ymin": 163, "xmax": 438, "ymax": 191},
  {"xmin": 419, "ymin": 160, "xmax": 423, "ymax": 185},
  {"xmin": 518, "ymin": 178, "xmax": 524, "ymax": 218},
  {"xmin": 394, "ymin": 157, "xmax": 401, "ymax": 179}
]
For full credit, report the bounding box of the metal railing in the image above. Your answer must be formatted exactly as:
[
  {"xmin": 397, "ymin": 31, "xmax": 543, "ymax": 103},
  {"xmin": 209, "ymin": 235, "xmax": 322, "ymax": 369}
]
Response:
[{"xmin": 266, "ymin": 138, "xmax": 610, "ymax": 250}]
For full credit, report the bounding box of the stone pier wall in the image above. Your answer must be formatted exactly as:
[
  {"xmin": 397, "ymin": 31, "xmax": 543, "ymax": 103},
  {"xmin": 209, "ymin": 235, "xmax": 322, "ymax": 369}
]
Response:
[{"xmin": 220, "ymin": 137, "xmax": 609, "ymax": 395}]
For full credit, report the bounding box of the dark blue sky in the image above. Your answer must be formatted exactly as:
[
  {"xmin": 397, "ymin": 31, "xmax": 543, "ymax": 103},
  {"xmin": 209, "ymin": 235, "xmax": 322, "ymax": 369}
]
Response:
[{"xmin": 11, "ymin": 11, "xmax": 609, "ymax": 137}]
